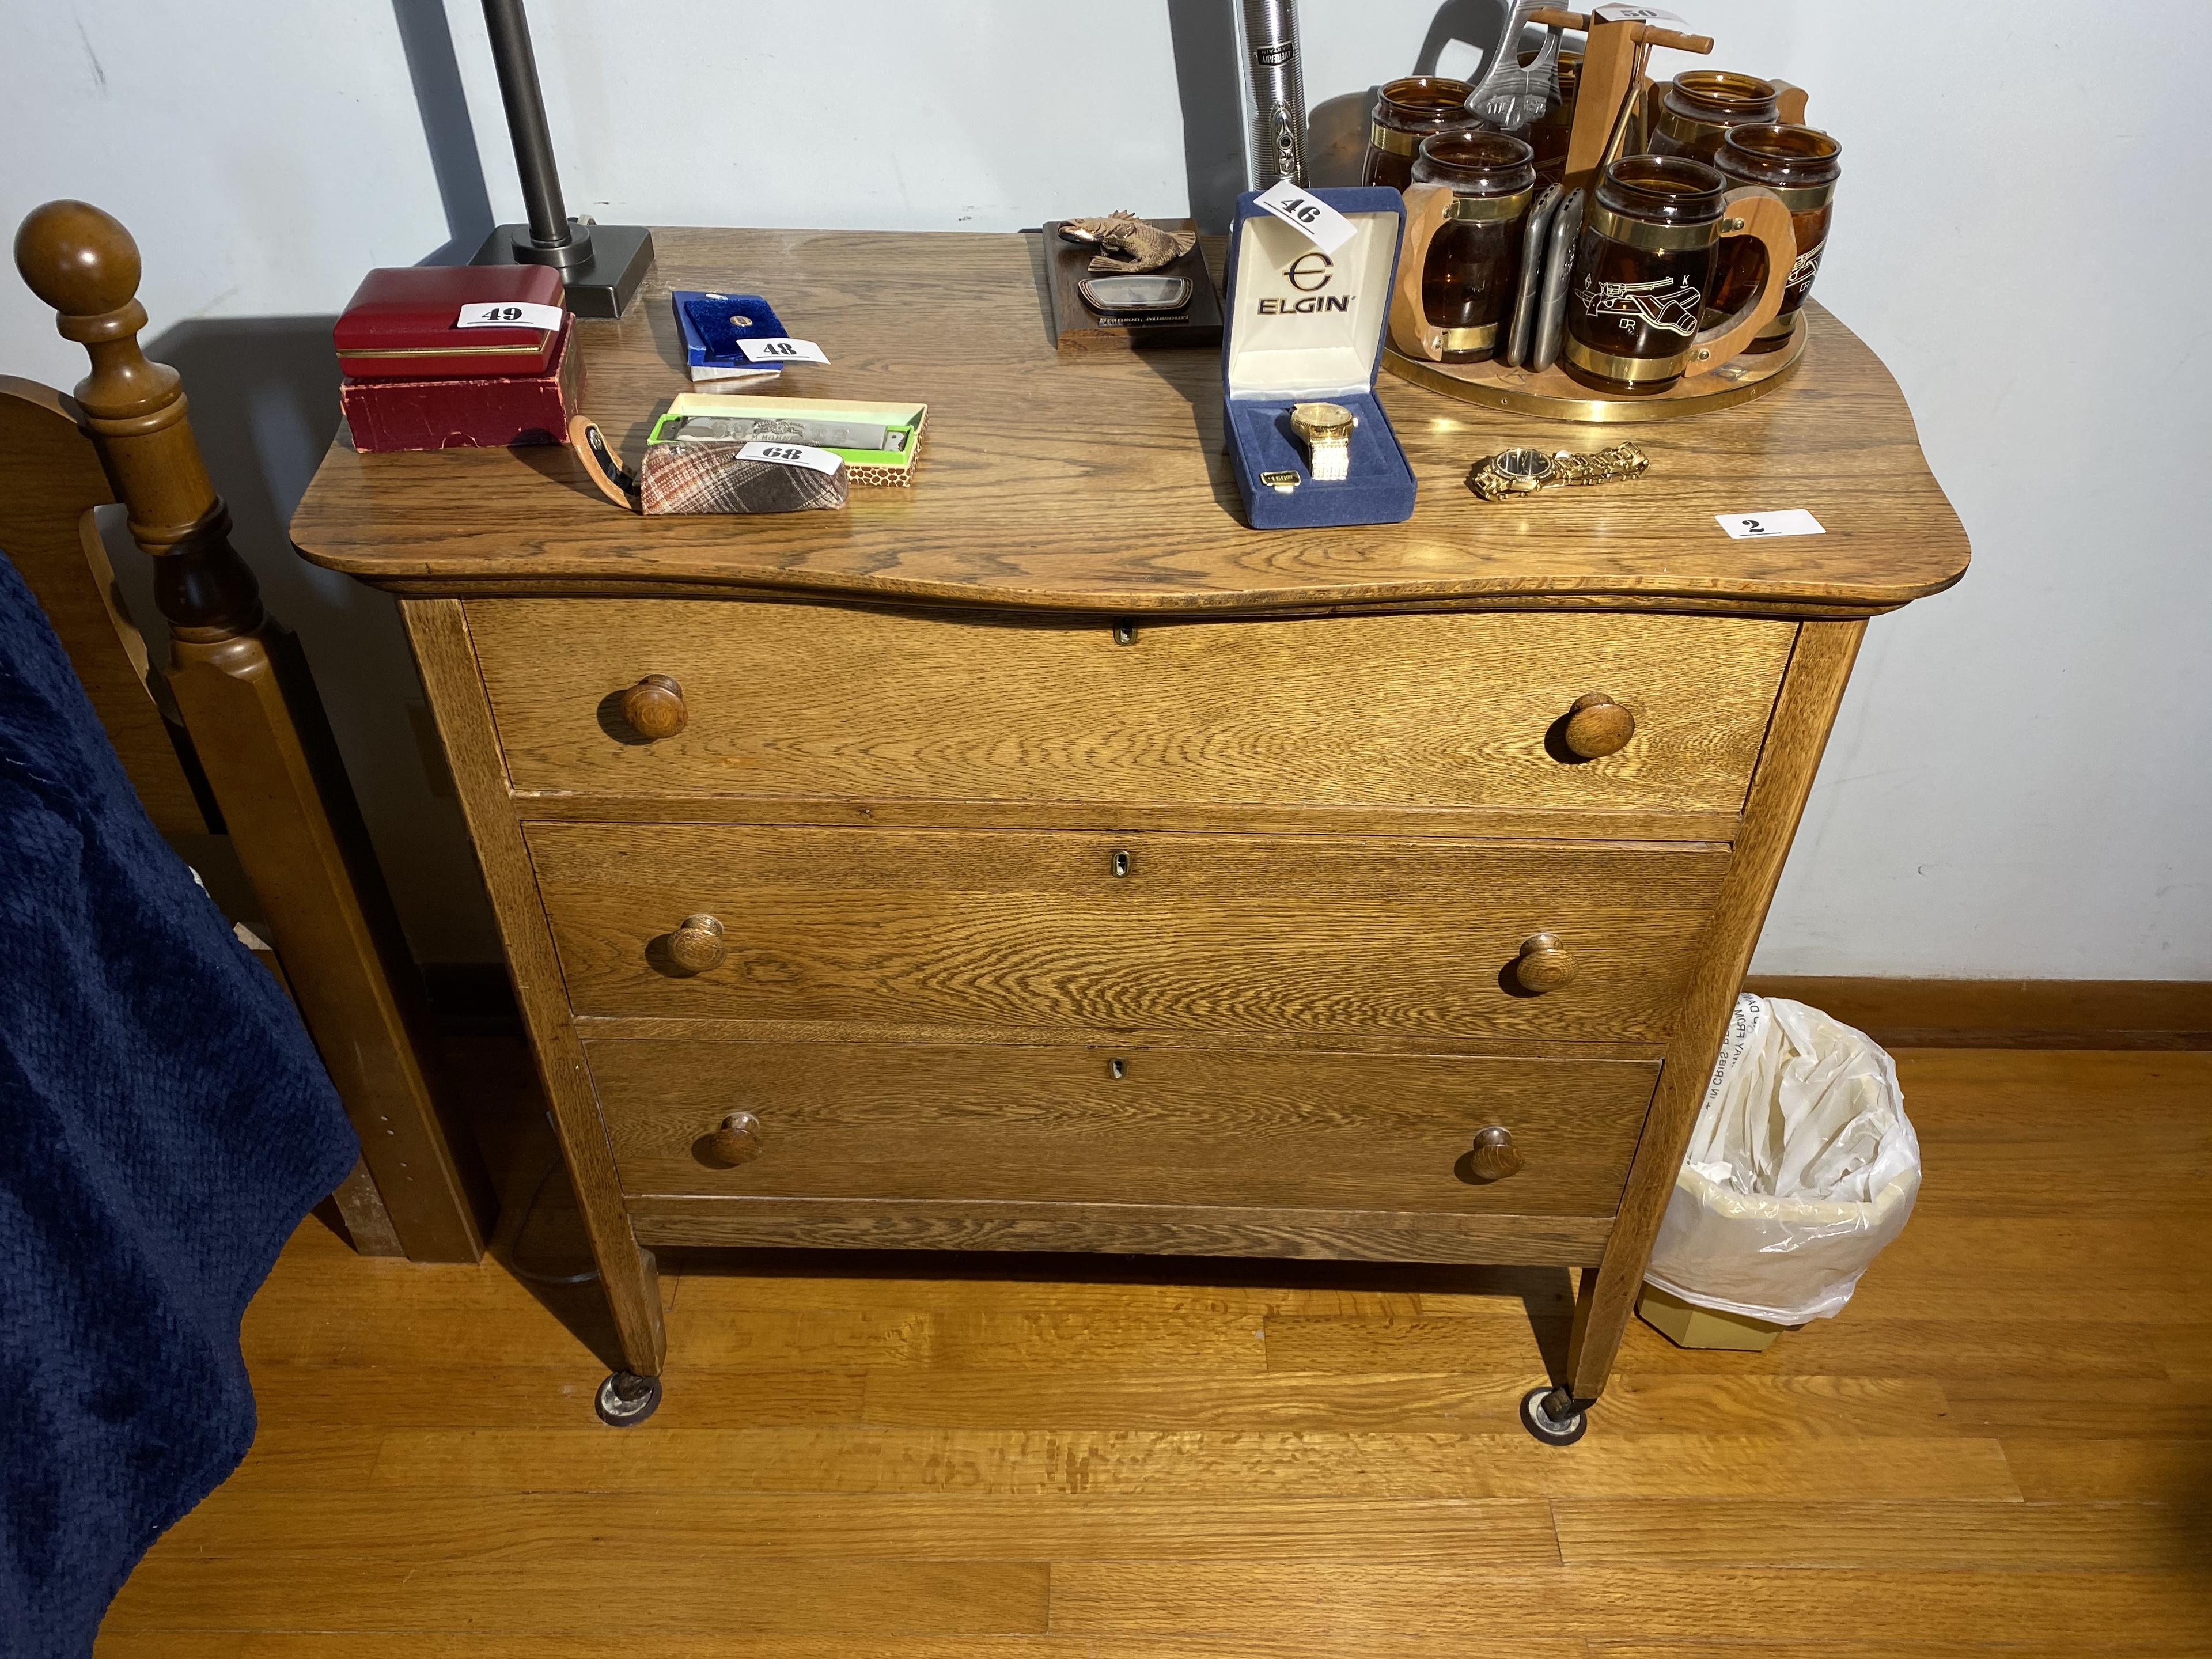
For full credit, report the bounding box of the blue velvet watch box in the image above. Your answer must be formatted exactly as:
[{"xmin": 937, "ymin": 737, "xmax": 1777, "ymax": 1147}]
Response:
[
  {"xmin": 1221, "ymin": 187, "xmax": 1415, "ymax": 530},
  {"xmin": 673, "ymin": 290, "xmax": 791, "ymax": 370}
]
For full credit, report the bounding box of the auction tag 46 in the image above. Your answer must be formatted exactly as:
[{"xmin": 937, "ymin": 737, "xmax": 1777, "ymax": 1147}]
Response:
[
  {"xmin": 737, "ymin": 441, "xmax": 842, "ymax": 474},
  {"xmin": 1253, "ymin": 179, "xmax": 1358, "ymax": 255},
  {"xmin": 1716, "ymin": 509, "xmax": 1825, "ymax": 539},
  {"xmin": 738, "ymin": 336, "xmax": 830, "ymax": 365},
  {"xmin": 454, "ymin": 300, "xmax": 565, "ymax": 332}
]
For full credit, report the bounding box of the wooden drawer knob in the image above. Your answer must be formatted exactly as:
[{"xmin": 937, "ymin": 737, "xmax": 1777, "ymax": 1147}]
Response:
[
  {"xmin": 1514, "ymin": 932, "xmax": 1577, "ymax": 993},
  {"xmin": 621, "ymin": 673, "xmax": 687, "ymax": 740},
  {"xmin": 702, "ymin": 1111, "xmax": 764, "ymax": 1168},
  {"xmin": 666, "ymin": 913, "xmax": 726, "ymax": 975},
  {"xmin": 1470, "ymin": 1125, "xmax": 1524, "ymax": 1182},
  {"xmin": 1563, "ymin": 692, "xmax": 1635, "ymax": 759}
]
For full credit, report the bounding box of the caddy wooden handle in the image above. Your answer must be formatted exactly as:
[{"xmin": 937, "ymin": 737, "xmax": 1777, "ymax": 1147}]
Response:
[
  {"xmin": 1516, "ymin": 933, "xmax": 1577, "ymax": 993},
  {"xmin": 666, "ymin": 914, "xmax": 726, "ymax": 975},
  {"xmin": 1563, "ymin": 692, "xmax": 1635, "ymax": 758},
  {"xmin": 622, "ymin": 673, "xmax": 687, "ymax": 739},
  {"xmin": 702, "ymin": 1111, "xmax": 764, "ymax": 1167},
  {"xmin": 1528, "ymin": 10, "xmax": 1713, "ymax": 54},
  {"xmin": 1470, "ymin": 1125, "xmax": 1525, "ymax": 1181}
]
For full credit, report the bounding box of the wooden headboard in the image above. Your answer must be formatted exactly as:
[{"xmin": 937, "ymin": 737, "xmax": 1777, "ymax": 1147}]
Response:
[{"xmin": 0, "ymin": 374, "xmax": 211, "ymax": 837}]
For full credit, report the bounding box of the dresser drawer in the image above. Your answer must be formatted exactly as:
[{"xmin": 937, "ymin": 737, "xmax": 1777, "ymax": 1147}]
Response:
[
  {"xmin": 469, "ymin": 600, "xmax": 1793, "ymax": 817},
  {"xmin": 529, "ymin": 823, "xmax": 1728, "ymax": 1040},
  {"xmin": 588, "ymin": 1035, "xmax": 1656, "ymax": 1217}
]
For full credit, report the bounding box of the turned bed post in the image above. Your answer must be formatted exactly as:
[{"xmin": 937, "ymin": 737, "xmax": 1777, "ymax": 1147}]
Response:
[{"xmin": 13, "ymin": 200, "xmax": 495, "ymax": 1263}]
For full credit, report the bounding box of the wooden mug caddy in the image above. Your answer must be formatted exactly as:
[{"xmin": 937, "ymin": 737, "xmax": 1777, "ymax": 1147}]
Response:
[{"xmin": 1382, "ymin": 6, "xmax": 1811, "ymax": 424}]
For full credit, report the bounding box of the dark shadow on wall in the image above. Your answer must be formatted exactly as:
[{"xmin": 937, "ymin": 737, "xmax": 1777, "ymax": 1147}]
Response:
[
  {"xmin": 1168, "ymin": 0, "xmax": 1248, "ymax": 233},
  {"xmin": 126, "ymin": 316, "xmax": 500, "ymax": 964},
  {"xmin": 393, "ymin": 0, "xmax": 497, "ymax": 265}
]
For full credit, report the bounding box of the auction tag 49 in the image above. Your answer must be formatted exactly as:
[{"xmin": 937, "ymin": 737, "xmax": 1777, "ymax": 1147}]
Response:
[
  {"xmin": 1716, "ymin": 509, "xmax": 1825, "ymax": 540},
  {"xmin": 454, "ymin": 300, "xmax": 565, "ymax": 332},
  {"xmin": 1253, "ymin": 179, "xmax": 1358, "ymax": 255},
  {"xmin": 737, "ymin": 441, "xmax": 842, "ymax": 474},
  {"xmin": 738, "ymin": 336, "xmax": 831, "ymax": 365}
]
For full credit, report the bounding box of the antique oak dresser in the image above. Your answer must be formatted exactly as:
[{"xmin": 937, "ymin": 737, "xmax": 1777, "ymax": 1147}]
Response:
[{"xmin": 293, "ymin": 228, "xmax": 1968, "ymax": 1435}]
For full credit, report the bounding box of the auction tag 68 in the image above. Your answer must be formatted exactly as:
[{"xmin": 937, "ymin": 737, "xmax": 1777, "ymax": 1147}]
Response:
[
  {"xmin": 1253, "ymin": 179, "xmax": 1358, "ymax": 255},
  {"xmin": 738, "ymin": 336, "xmax": 831, "ymax": 365},
  {"xmin": 737, "ymin": 441, "xmax": 842, "ymax": 474}
]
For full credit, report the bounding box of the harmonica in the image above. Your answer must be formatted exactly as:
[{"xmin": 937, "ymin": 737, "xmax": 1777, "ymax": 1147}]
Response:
[{"xmin": 660, "ymin": 414, "xmax": 903, "ymax": 452}]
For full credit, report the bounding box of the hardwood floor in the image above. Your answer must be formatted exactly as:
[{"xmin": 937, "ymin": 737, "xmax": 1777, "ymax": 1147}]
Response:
[{"xmin": 97, "ymin": 1047, "xmax": 2211, "ymax": 1656}]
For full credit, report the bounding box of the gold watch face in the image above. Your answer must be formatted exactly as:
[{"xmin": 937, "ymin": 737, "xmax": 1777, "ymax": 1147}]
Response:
[
  {"xmin": 1490, "ymin": 447, "xmax": 1556, "ymax": 488},
  {"xmin": 1291, "ymin": 400, "xmax": 1357, "ymax": 441}
]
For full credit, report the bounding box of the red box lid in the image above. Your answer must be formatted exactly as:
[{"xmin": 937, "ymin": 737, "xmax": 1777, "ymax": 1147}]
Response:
[{"xmin": 334, "ymin": 265, "xmax": 566, "ymax": 379}]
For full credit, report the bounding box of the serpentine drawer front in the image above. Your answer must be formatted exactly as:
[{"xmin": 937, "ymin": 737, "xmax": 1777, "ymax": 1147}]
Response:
[
  {"xmin": 584, "ymin": 1037, "xmax": 1658, "ymax": 1217},
  {"xmin": 528, "ymin": 823, "xmax": 1732, "ymax": 1040},
  {"xmin": 467, "ymin": 600, "xmax": 1794, "ymax": 819}
]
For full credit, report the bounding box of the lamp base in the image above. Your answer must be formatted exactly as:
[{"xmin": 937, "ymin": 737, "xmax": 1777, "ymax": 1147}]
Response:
[{"xmin": 472, "ymin": 222, "xmax": 654, "ymax": 320}]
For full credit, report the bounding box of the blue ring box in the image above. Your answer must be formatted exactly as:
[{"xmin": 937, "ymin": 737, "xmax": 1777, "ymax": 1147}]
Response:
[{"xmin": 1221, "ymin": 187, "xmax": 1416, "ymax": 530}]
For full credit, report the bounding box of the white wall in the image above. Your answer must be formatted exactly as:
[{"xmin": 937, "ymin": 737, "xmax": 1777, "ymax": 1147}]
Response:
[{"xmin": 3, "ymin": 1, "xmax": 2206, "ymax": 977}]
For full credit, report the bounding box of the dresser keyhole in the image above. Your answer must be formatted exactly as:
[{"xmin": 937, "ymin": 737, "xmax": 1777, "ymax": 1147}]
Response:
[
  {"xmin": 1113, "ymin": 620, "xmax": 1138, "ymax": 646},
  {"xmin": 1110, "ymin": 1056, "xmax": 1127, "ymax": 1080},
  {"xmin": 1112, "ymin": 849, "xmax": 1131, "ymax": 878}
]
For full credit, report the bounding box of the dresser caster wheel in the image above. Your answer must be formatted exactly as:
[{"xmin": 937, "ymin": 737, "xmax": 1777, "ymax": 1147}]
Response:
[
  {"xmin": 1520, "ymin": 1384, "xmax": 1590, "ymax": 1446},
  {"xmin": 595, "ymin": 1370, "xmax": 663, "ymax": 1427}
]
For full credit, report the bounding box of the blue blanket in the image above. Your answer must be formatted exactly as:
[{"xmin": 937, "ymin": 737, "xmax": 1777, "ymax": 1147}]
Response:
[{"xmin": 0, "ymin": 553, "xmax": 359, "ymax": 1657}]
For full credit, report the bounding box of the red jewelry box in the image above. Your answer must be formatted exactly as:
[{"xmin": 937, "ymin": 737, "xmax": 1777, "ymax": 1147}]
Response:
[
  {"xmin": 334, "ymin": 264, "xmax": 565, "ymax": 380},
  {"xmin": 340, "ymin": 319, "xmax": 585, "ymax": 453}
]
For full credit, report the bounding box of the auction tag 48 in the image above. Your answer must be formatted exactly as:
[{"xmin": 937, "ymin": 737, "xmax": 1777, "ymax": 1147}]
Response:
[
  {"xmin": 1716, "ymin": 509, "xmax": 1825, "ymax": 539},
  {"xmin": 737, "ymin": 441, "xmax": 842, "ymax": 474},
  {"xmin": 454, "ymin": 300, "xmax": 565, "ymax": 332},
  {"xmin": 1253, "ymin": 179, "xmax": 1358, "ymax": 255},
  {"xmin": 738, "ymin": 336, "xmax": 831, "ymax": 365}
]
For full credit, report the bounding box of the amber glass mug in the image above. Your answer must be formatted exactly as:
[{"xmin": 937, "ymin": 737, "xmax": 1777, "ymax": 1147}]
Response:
[
  {"xmin": 1711, "ymin": 124, "xmax": 1842, "ymax": 353},
  {"xmin": 1560, "ymin": 156, "xmax": 1796, "ymax": 395},
  {"xmin": 1388, "ymin": 131, "xmax": 1538, "ymax": 365},
  {"xmin": 1645, "ymin": 70, "xmax": 1782, "ymax": 164},
  {"xmin": 1362, "ymin": 77, "xmax": 1479, "ymax": 191}
]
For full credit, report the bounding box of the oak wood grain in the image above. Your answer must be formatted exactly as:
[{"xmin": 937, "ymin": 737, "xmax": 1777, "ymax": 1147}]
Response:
[
  {"xmin": 626, "ymin": 1195, "xmax": 1613, "ymax": 1266},
  {"xmin": 289, "ymin": 230, "xmax": 1970, "ymax": 616},
  {"xmin": 527, "ymin": 823, "xmax": 1730, "ymax": 1040},
  {"xmin": 586, "ymin": 1036, "xmax": 1654, "ymax": 1214},
  {"xmin": 470, "ymin": 600, "xmax": 1793, "ymax": 817}
]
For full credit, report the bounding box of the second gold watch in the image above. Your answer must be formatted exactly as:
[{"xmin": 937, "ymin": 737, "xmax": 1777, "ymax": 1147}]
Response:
[{"xmin": 1290, "ymin": 401, "xmax": 1357, "ymax": 482}]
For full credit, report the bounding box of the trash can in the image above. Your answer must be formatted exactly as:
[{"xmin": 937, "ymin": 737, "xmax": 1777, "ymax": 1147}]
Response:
[{"xmin": 1639, "ymin": 994, "xmax": 1921, "ymax": 1350}]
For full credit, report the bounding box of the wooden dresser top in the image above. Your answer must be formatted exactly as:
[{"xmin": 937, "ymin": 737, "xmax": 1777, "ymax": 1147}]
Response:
[{"xmin": 293, "ymin": 227, "xmax": 1968, "ymax": 618}]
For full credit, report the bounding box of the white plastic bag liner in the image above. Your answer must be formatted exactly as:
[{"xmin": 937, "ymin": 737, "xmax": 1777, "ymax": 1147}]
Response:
[{"xmin": 1643, "ymin": 994, "xmax": 1920, "ymax": 1325}]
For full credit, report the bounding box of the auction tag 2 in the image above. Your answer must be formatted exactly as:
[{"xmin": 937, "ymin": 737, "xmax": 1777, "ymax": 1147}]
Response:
[
  {"xmin": 454, "ymin": 300, "xmax": 565, "ymax": 332},
  {"xmin": 1253, "ymin": 179, "xmax": 1358, "ymax": 255},
  {"xmin": 738, "ymin": 336, "xmax": 830, "ymax": 365},
  {"xmin": 737, "ymin": 441, "xmax": 842, "ymax": 474},
  {"xmin": 1716, "ymin": 509, "xmax": 1825, "ymax": 540}
]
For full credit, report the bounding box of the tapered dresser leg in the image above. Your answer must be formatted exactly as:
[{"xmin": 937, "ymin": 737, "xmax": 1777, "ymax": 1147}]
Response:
[
  {"xmin": 401, "ymin": 598, "xmax": 669, "ymax": 1415},
  {"xmin": 1540, "ymin": 620, "xmax": 1866, "ymax": 1435}
]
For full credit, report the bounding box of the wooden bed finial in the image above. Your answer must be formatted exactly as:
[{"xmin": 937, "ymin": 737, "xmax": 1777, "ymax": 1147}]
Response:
[{"xmin": 14, "ymin": 199, "xmax": 253, "ymax": 638}]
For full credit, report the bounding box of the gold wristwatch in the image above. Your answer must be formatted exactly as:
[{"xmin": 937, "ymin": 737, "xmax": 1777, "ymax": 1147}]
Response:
[
  {"xmin": 1467, "ymin": 442, "xmax": 1649, "ymax": 502},
  {"xmin": 1290, "ymin": 401, "xmax": 1358, "ymax": 482}
]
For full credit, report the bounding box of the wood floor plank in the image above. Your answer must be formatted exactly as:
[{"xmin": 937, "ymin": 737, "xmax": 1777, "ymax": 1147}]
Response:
[
  {"xmin": 245, "ymin": 1362, "xmax": 866, "ymax": 1427},
  {"xmin": 1848, "ymin": 1219, "xmax": 2212, "ymax": 1322},
  {"xmin": 1552, "ymin": 1497, "xmax": 2204, "ymax": 1570},
  {"xmin": 104, "ymin": 1557, "xmax": 1051, "ymax": 1637},
  {"xmin": 368, "ymin": 1426, "xmax": 2019, "ymax": 1499},
  {"xmin": 1044, "ymin": 1564, "xmax": 2207, "ymax": 1643},
  {"xmin": 154, "ymin": 1489, "xmax": 1558, "ymax": 1565},
  {"xmin": 670, "ymin": 1307, "xmax": 1272, "ymax": 1372},
  {"xmin": 859, "ymin": 1369, "xmax": 1956, "ymax": 1438},
  {"xmin": 2001, "ymin": 1438, "xmax": 2212, "ymax": 1504},
  {"xmin": 1940, "ymin": 1376, "xmax": 2212, "ymax": 1441}
]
